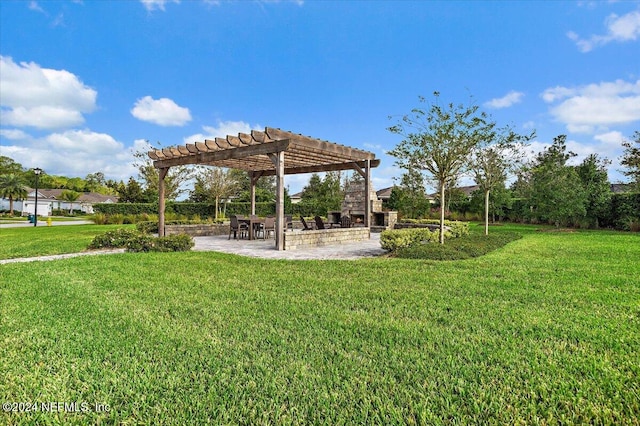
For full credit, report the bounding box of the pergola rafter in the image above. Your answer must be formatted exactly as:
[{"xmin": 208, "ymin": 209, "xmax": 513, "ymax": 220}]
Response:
[{"xmin": 149, "ymin": 127, "xmax": 378, "ymax": 250}]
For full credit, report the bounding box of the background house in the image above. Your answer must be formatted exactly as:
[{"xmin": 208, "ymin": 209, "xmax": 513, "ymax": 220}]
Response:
[{"xmin": 3, "ymin": 189, "xmax": 119, "ymax": 216}]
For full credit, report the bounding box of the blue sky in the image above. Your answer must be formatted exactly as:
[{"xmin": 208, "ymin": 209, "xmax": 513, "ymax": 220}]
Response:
[{"xmin": 1, "ymin": 0, "xmax": 639, "ymax": 195}]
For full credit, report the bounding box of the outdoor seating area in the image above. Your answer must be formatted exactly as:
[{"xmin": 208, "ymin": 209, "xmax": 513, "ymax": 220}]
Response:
[
  {"xmin": 229, "ymin": 215, "xmax": 278, "ymax": 240},
  {"xmin": 222, "ymin": 213, "xmax": 367, "ymax": 250}
]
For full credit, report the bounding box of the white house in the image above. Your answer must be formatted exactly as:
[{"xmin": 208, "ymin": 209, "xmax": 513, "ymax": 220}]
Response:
[{"xmin": 2, "ymin": 189, "xmax": 119, "ymax": 216}]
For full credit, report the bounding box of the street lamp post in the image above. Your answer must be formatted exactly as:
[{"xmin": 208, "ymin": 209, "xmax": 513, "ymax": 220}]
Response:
[{"xmin": 33, "ymin": 167, "xmax": 42, "ymax": 227}]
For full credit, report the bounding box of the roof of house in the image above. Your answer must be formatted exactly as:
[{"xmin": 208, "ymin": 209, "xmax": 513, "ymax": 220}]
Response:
[
  {"xmin": 376, "ymin": 186, "xmax": 395, "ymax": 200},
  {"xmin": 610, "ymin": 183, "xmax": 634, "ymax": 193},
  {"xmin": 428, "ymin": 185, "xmax": 480, "ymax": 198},
  {"xmin": 27, "ymin": 189, "xmax": 119, "ymax": 203}
]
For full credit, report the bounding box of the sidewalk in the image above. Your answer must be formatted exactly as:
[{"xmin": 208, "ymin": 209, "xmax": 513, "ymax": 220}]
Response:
[{"xmin": 0, "ymin": 220, "xmax": 94, "ymax": 228}]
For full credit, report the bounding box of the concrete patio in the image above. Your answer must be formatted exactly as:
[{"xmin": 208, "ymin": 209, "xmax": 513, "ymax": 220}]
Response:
[{"xmin": 192, "ymin": 232, "xmax": 385, "ymax": 260}]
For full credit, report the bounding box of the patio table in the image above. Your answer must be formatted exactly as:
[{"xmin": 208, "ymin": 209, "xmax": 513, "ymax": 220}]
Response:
[{"xmin": 239, "ymin": 217, "xmax": 265, "ymax": 240}]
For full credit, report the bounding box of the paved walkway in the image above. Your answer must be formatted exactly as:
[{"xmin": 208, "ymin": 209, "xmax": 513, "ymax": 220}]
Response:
[
  {"xmin": 0, "ymin": 249, "xmax": 126, "ymax": 265},
  {"xmin": 192, "ymin": 233, "xmax": 385, "ymax": 260},
  {"xmin": 0, "ymin": 220, "xmax": 93, "ymax": 228}
]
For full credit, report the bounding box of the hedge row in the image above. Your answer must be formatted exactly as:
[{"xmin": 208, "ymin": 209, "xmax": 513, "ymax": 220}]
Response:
[
  {"xmin": 380, "ymin": 228, "xmax": 443, "ymax": 252},
  {"xmin": 507, "ymin": 192, "xmax": 640, "ymax": 230},
  {"xmin": 88, "ymin": 228, "xmax": 194, "ymax": 252},
  {"xmin": 397, "ymin": 219, "xmax": 470, "ymax": 238}
]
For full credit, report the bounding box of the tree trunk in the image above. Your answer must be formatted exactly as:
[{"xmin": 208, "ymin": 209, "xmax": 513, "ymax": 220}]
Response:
[
  {"xmin": 215, "ymin": 196, "xmax": 219, "ymax": 220},
  {"xmin": 9, "ymin": 196, "xmax": 14, "ymax": 216},
  {"xmin": 484, "ymin": 189, "xmax": 490, "ymax": 236},
  {"xmin": 440, "ymin": 182, "xmax": 445, "ymax": 244}
]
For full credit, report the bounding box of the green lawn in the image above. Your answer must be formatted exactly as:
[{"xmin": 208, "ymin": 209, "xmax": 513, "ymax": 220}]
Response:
[
  {"xmin": 1, "ymin": 225, "xmax": 638, "ymax": 424},
  {"xmin": 0, "ymin": 224, "xmax": 134, "ymax": 259}
]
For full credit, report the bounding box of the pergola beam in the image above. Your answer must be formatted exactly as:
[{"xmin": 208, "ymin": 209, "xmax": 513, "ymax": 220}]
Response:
[
  {"xmin": 258, "ymin": 159, "xmax": 380, "ymax": 176},
  {"xmin": 153, "ymin": 139, "xmax": 291, "ymax": 169}
]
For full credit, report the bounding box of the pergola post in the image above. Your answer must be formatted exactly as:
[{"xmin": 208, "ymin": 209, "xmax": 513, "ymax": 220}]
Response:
[
  {"xmin": 364, "ymin": 159, "xmax": 371, "ymax": 227},
  {"xmin": 269, "ymin": 150, "xmax": 285, "ymax": 250},
  {"xmin": 249, "ymin": 172, "xmax": 257, "ymax": 216},
  {"xmin": 158, "ymin": 167, "xmax": 169, "ymax": 237}
]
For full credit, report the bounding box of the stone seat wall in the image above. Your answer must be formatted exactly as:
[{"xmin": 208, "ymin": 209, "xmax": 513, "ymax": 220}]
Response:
[{"xmin": 284, "ymin": 227, "xmax": 370, "ymax": 250}]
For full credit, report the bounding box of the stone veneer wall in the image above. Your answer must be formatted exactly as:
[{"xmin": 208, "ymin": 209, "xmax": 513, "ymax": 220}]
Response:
[
  {"xmin": 164, "ymin": 223, "xmax": 228, "ymax": 237},
  {"xmin": 284, "ymin": 227, "xmax": 370, "ymax": 250},
  {"xmin": 342, "ymin": 181, "xmax": 382, "ymax": 215}
]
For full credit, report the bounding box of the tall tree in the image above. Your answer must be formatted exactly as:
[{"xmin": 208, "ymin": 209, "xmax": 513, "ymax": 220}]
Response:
[
  {"xmin": 521, "ymin": 135, "xmax": 587, "ymax": 227},
  {"xmin": 470, "ymin": 127, "xmax": 532, "ymax": 235},
  {"xmin": 0, "ymin": 156, "xmax": 24, "ymax": 176},
  {"xmin": 194, "ymin": 167, "xmax": 241, "ymax": 219},
  {"xmin": 230, "ymin": 169, "xmax": 277, "ymax": 203},
  {"xmin": 0, "ymin": 174, "xmax": 28, "ymax": 215},
  {"xmin": 59, "ymin": 190, "xmax": 82, "ymax": 214},
  {"xmin": 118, "ymin": 177, "xmax": 146, "ymax": 203},
  {"xmin": 387, "ymin": 169, "xmax": 430, "ymax": 219},
  {"xmin": 133, "ymin": 142, "xmax": 193, "ymax": 201},
  {"xmin": 620, "ymin": 130, "xmax": 640, "ymax": 190},
  {"xmin": 575, "ymin": 154, "xmax": 611, "ymax": 228},
  {"xmin": 388, "ymin": 92, "xmax": 495, "ymax": 243},
  {"xmin": 300, "ymin": 172, "xmax": 343, "ymax": 215}
]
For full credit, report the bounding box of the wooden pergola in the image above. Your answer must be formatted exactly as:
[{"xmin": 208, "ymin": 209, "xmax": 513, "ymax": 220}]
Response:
[{"xmin": 148, "ymin": 127, "xmax": 379, "ymax": 250}]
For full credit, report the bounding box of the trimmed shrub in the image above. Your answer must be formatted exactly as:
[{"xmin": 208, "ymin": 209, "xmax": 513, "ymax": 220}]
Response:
[
  {"xmin": 88, "ymin": 228, "xmax": 142, "ymax": 249},
  {"xmin": 396, "ymin": 219, "xmax": 469, "ymax": 238},
  {"xmin": 380, "ymin": 228, "xmax": 441, "ymax": 252},
  {"xmin": 125, "ymin": 234, "xmax": 194, "ymax": 253},
  {"xmin": 88, "ymin": 228, "xmax": 194, "ymax": 252}
]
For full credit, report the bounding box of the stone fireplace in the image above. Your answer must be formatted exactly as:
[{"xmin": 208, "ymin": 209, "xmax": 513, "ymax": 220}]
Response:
[{"xmin": 328, "ymin": 181, "xmax": 396, "ymax": 231}]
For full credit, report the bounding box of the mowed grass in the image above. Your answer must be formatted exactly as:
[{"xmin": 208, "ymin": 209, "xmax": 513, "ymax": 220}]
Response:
[
  {"xmin": 1, "ymin": 226, "xmax": 639, "ymax": 424},
  {"xmin": 0, "ymin": 224, "xmax": 134, "ymax": 259}
]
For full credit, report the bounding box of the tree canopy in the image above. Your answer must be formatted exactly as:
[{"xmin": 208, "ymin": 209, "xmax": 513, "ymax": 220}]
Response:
[
  {"xmin": 620, "ymin": 131, "xmax": 640, "ymax": 190},
  {"xmin": 388, "ymin": 92, "xmax": 496, "ymax": 243}
]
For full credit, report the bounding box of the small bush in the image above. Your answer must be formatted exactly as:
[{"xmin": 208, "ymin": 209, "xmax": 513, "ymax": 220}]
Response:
[
  {"xmin": 125, "ymin": 234, "xmax": 194, "ymax": 253},
  {"xmin": 88, "ymin": 228, "xmax": 142, "ymax": 249},
  {"xmin": 108, "ymin": 213, "xmax": 125, "ymax": 225},
  {"xmin": 397, "ymin": 219, "xmax": 469, "ymax": 238},
  {"xmin": 380, "ymin": 228, "xmax": 441, "ymax": 252},
  {"xmin": 92, "ymin": 213, "xmax": 107, "ymax": 225}
]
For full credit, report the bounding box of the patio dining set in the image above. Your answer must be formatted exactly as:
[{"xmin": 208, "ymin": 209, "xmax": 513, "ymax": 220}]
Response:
[{"xmin": 228, "ymin": 214, "xmax": 354, "ymax": 241}]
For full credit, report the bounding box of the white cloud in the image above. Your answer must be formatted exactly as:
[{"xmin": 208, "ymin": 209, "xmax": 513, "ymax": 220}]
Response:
[
  {"xmin": 28, "ymin": 1, "xmax": 45, "ymax": 13},
  {"xmin": 0, "ymin": 129, "xmax": 30, "ymax": 140},
  {"xmin": 1, "ymin": 130, "xmax": 137, "ymax": 181},
  {"xmin": 484, "ymin": 91, "xmax": 525, "ymax": 109},
  {"xmin": 131, "ymin": 96, "xmax": 191, "ymax": 126},
  {"xmin": 140, "ymin": 0, "xmax": 180, "ymax": 11},
  {"xmin": 594, "ymin": 130, "xmax": 625, "ymax": 146},
  {"xmin": 45, "ymin": 129, "xmax": 124, "ymax": 155},
  {"xmin": 541, "ymin": 79, "xmax": 640, "ymax": 133},
  {"xmin": 0, "ymin": 56, "xmax": 97, "ymax": 130},
  {"xmin": 183, "ymin": 120, "xmax": 262, "ymax": 144},
  {"xmin": 568, "ymin": 9, "xmax": 640, "ymax": 52}
]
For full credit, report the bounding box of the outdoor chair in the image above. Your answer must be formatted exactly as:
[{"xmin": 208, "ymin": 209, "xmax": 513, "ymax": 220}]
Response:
[
  {"xmin": 300, "ymin": 216, "xmax": 313, "ymax": 231},
  {"xmin": 314, "ymin": 215, "xmax": 328, "ymax": 230},
  {"xmin": 340, "ymin": 215, "xmax": 352, "ymax": 228},
  {"xmin": 258, "ymin": 216, "xmax": 275, "ymax": 239},
  {"xmin": 229, "ymin": 215, "xmax": 248, "ymax": 240},
  {"xmin": 285, "ymin": 215, "xmax": 293, "ymax": 231}
]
